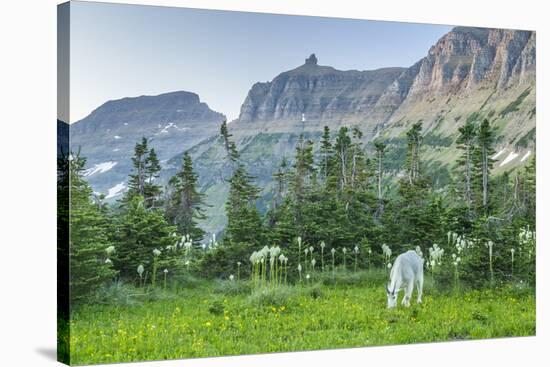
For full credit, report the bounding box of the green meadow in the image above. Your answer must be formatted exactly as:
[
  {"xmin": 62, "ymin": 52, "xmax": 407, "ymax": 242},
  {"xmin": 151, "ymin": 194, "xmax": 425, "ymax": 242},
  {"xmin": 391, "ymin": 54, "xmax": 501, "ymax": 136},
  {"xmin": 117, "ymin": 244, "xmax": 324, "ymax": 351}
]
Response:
[{"xmin": 68, "ymin": 274, "xmax": 535, "ymax": 365}]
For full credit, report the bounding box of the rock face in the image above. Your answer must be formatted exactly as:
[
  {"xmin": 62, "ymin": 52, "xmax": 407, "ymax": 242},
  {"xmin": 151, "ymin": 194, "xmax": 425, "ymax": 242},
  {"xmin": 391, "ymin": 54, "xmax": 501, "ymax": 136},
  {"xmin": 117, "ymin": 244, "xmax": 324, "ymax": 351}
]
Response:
[
  {"xmin": 180, "ymin": 27, "xmax": 536, "ymax": 235},
  {"xmin": 236, "ymin": 28, "xmax": 535, "ymax": 138},
  {"xmin": 70, "ymin": 91, "xmax": 225, "ymax": 197},
  {"xmin": 237, "ymin": 54, "xmax": 405, "ymax": 129},
  {"xmin": 389, "ymin": 27, "xmax": 535, "ymax": 99}
]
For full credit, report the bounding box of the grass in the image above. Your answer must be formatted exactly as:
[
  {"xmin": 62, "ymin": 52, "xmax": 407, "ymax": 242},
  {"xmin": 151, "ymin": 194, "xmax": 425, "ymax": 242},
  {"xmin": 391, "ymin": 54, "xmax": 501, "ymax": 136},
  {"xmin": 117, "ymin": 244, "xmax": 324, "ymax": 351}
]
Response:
[{"xmin": 69, "ymin": 277, "xmax": 535, "ymax": 365}]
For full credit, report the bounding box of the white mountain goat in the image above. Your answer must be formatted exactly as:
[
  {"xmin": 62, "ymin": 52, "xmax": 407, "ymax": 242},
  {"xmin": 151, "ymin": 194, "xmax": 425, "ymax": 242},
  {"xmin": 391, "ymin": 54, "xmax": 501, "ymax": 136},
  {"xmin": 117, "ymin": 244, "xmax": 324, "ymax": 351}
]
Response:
[{"xmin": 386, "ymin": 250, "xmax": 424, "ymax": 308}]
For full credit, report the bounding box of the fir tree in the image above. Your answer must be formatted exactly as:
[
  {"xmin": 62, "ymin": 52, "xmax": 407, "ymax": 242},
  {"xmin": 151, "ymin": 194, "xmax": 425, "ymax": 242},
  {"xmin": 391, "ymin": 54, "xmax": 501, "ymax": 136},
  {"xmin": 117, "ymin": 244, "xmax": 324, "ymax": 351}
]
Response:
[
  {"xmin": 69, "ymin": 153, "xmax": 116, "ymax": 303},
  {"xmin": 334, "ymin": 127, "xmax": 352, "ymax": 191},
  {"xmin": 166, "ymin": 152, "xmax": 207, "ymax": 242},
  {"xmin": 373, "ymin": 140, "xmax": 386, "ymax": 214},
  {"xmin": 225, "ymin": 164, "xmax": 263, "ymax": 246},
  {"xmin": 456, "ymin": 120, "xmax": 477, "ymax": 215},
  {"xmin": 125, "ymin": 137, "xmax": 162, "ymax": 208},
  {"xmin": 113, "ymin": 195, "xmax": 176, "ymax": 280},
  {"xmin": 319, "ymin": 126, "xmax": 333, "ymax": 181},
  {"xmin": 475, "ymin": 119, "xmax": 495, "ymax": 213},
  {"xmin": 405, "ymin": 123, "xmax": 423, "ymax": 184}
]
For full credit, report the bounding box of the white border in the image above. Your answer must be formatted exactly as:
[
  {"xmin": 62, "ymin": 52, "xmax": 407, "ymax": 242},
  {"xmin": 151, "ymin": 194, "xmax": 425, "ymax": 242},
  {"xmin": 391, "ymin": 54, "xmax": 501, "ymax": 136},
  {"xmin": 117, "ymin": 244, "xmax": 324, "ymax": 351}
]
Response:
[{"xmin": 0, "ymin": 0, "xmax": 546, "ymax": 366}]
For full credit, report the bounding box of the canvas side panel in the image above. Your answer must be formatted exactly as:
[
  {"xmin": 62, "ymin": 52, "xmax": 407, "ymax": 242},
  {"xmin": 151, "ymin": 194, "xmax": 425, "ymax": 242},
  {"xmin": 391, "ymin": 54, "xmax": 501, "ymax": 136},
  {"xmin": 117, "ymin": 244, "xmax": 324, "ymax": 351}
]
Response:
[{"xmin": 57, "ymin": 2, "xmax": 70, "ymax": 365}]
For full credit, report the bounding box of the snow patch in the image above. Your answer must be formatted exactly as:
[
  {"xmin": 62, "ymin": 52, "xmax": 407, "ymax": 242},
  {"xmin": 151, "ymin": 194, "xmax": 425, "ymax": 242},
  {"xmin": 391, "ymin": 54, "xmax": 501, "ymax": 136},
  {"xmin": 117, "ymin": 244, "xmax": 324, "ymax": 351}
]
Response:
[
  {"xmin": 113, "ymin": 148, "xmax": 120, "ymax": 152},
  {"xmin": 160, "ymin": 122, "xmax": 175, "ymax": 133},
  {"xmin": 106, "ymin": 182, "xmax": 126, "ymax": 199},
  {"xmin": 83, "ymin": 161, "xmax": 117, "ymax": 177},
  {"xmin": 520, "ymin": 150, "xmax": 532, "ymax": 162},
  {"xmin": 114, "ymin": 135, "xmax": 121, "ymax": 139},
  {"xmin": 500, "ymin": 151, "xmax": 519, "ymax": 167},
  {"xmin": 492, "ymin": 149, "xmax": 505, "ymax": 160}
]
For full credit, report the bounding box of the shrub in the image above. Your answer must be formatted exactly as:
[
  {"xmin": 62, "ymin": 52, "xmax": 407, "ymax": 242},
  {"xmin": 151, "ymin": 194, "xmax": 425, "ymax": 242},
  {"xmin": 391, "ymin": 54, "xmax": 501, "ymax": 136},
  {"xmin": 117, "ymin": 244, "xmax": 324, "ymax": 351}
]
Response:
[{"xmin": 214, "ymin": 279, "xmax": 252, "ymax": 296}]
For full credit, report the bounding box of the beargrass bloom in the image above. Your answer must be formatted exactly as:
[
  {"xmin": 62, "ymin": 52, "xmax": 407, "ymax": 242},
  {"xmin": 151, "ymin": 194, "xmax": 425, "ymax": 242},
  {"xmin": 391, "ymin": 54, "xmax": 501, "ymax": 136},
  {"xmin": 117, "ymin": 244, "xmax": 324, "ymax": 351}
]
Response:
[
  {"xmin": 105, "ymin": 258, "xmax": 112, "ymax": 264},
  {"xmin": 153, "ymin": 248, "xmax": 161, "ymax": 257},
  {"xmin": 105, "ymin": 246, "xmax": 115, "ymax": 255}
]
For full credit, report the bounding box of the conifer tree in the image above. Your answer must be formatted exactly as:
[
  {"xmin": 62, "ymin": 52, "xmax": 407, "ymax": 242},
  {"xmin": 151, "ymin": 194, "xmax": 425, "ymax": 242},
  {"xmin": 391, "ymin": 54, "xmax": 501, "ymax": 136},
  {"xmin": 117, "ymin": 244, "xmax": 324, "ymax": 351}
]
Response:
[
  {"xmin": 334, "ymin": 127, "xmax": 351, "ymax": 191},
  {"xmin": 373, "ymin": 140, "xmax": 386, "ymax": 214},
  {"xmin": 474, "ymin": 119, "xmax": 495, "ymax": 212},
  {"xmin": 166, "ymin": 152, "xmax": 206, "ymax": 242},
  {"xmin": 319, "ymin": 126, "xmax": 333, "ymax": 181},
  {"xmin": 225, "ymin": 164, "xmax": 263, "ymax": 245},
  {"xmin": 113, "ymin": 195, "xmax": 176, "ymax": 279},
  {"xmin": 125, "ymin": 137, "xmax": 162, "ymax": 208},
  {"xmin": 405, "ymin": 122, "xmax": 423, "ymax": 184},
  {"xmin": 456, "ymin": 120, "xmax": 477, "ymax": 214},
  {"xmin": 69, "ymin": 153, "xmax": 116, "ymax": 303}
]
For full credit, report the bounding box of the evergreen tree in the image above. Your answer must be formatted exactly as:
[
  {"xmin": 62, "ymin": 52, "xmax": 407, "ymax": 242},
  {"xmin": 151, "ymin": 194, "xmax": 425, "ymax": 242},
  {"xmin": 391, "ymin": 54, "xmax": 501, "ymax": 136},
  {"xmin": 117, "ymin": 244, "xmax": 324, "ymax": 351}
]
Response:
[
  {"xmin": 220, "ymin": 120, "xmax": 239, "ymax": 162},
  {"xmin": 456, "ymin": 120, "xmax": 477, "ymax": 215},
  {"xmin": 166, "ymin": 152, "xmax": 207, "ymax": 242},
  {"xmin": 405, "ymin": 122, "xmax": 423, "ymax": 184},
  {"xmin": 225, "ymin": 164, "xmax": 263, "ymax": 246},
  {"xmin": 373, "ymin": 140, "xmax": 386, "ymax": 214},
  {"xmin": 474, "ymin": 119, "xmax": 496, "ymax": 213},
  {"xmin": 125, "ymin": 137, "xmax": 162, "ymax": 208},
  {"xmin": 144, "ymin": 147, "xmax": 162, "ymax": 207},
  {"xmin": 319, "ymin": 126, "xmax": 333, "ymax": 181},
  {"xmin": 334, "ymin": 127, "xmax": 352, "ymax": 191},
  {"xmin": 112, "ymin": 195, "xmax": 176, "ymax": 280},
  {"xmin": 69, "ymin": 153, "xmax": 116, "ymax": 303},
  {"xmin": 350, "ymin": 127, "xmax": 364, "ymax": 189},
  {"xmin": 127, "ymin": 137, "xmax": 148, "ymax": 197}
]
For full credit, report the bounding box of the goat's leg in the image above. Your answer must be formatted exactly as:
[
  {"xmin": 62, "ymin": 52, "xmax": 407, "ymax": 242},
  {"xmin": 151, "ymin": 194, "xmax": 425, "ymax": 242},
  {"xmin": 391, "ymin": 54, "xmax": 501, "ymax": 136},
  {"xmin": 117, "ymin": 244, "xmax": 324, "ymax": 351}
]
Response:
[
  {"xmin": 402, "ymin": 281, "xmax": 414, "ymax": 307},
  {"xmin": 416, "ymin": 274, "xmax": 423, "ymax": 304}
]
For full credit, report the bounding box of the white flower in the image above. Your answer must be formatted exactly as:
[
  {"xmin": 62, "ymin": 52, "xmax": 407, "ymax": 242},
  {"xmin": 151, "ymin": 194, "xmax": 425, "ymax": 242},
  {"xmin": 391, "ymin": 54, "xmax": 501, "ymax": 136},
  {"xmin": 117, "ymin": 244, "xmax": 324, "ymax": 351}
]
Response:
[
  {"xmin": 342, "ymin": 247, "xmax": 347, "ymax": 254},
  {"xmin": 237, "ymin": 261, "xmax": 242, "ymax": 266},
  {"xmin": 311, "ymin": 259, "xmax": 316, "ymax": 267},
  {"xmin": 153, "ymin": 248, "xmax": 161, "ymax": 257},
  {"xmin": 105, "ymin": 258, "xmax": 112, "ymax": 264},
  {"xmin": 304, "ymin": 249, "xmax": 309, "ymax": 256},
  {"xmin": 382, "ymin": 244, "xmax": 392, "ymax": 257},
  {"xmin": 306, "ymin": 274, "xmax": 310, "ymax": 280},
  {"xmin": 387, "ymin": 263, "xmax": 392, "ymax": 269},
  {"xmin": 185, "ymin": 260, "xmax": 190, "ymax": 266},
  {"xmin": 309, "ymin": 246, "xmax": 314, "ymax": 253},
  {"xmin": 163, "ymin": 269, "xmax": 168, "ymax": 274},
  {"xmin": 320, "ymin": 241, "xmax": 326, "ymax": 249},
  {"xmin": 229, "ymin": 274, "xmax": 235, "ymax": 281},
  {"xmin": 298, "ymin": 264, "xmax": 302, "ymax": 272},
  {"xmin": 137, "ymin": 264, "xmax": 144, "ymax": 276},
  {"xmin": 279, "ymin": 254, "xmax": 285, "ymax": 262},
  {"xmin": 202, "ymin": 243, "xmax": 206, "ymax": 250},
  {"xmin": 105, "ymin": 245, "xmax": 115, "ymax": 255},
  {"xmin": 297, "ymin": 236, "xmax": 302, "ymax": 246},
  {"xmin": 331, "ymin": 248, "xmax": 336, "ymax": 255},
  {"xmin": 354, "ymin": 245, "xmax": 359, "ymax": 254}
]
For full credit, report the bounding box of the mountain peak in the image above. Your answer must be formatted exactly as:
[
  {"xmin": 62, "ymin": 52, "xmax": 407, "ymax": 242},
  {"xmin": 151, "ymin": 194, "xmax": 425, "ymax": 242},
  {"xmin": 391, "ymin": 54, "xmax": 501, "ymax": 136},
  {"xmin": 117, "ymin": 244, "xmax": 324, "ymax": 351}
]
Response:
[{"xmin": 305, "ymin": 53, "xmax": 318, "ymax": 65}]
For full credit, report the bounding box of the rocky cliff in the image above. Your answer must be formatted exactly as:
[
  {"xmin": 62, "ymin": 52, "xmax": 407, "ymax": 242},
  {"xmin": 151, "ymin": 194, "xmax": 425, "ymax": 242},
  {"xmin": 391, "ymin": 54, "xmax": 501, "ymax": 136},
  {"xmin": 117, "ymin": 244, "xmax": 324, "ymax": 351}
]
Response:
[
  {"xmin": 178, "ymin": 27, "xmax": 536, "ymax": 235},
  {"xmin": 237, "ymin": 53, "xmax": 405, "ymax": 131}
]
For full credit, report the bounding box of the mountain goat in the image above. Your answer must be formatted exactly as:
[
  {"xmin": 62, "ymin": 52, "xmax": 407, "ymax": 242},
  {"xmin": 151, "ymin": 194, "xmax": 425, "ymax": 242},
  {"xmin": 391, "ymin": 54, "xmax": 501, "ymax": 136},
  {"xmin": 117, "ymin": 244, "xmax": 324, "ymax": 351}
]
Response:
[{"xmin": 386, "ymin": 250, "xmax": 424, "ymax": 308}]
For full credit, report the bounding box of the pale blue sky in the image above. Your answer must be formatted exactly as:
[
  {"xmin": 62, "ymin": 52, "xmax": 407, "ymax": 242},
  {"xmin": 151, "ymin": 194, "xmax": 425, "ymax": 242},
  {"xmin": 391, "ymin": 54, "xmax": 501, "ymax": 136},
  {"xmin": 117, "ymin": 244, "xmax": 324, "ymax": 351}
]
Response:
[{"xmin": 69, "ymin": 1, "xmax": 452, "ymax": 122}]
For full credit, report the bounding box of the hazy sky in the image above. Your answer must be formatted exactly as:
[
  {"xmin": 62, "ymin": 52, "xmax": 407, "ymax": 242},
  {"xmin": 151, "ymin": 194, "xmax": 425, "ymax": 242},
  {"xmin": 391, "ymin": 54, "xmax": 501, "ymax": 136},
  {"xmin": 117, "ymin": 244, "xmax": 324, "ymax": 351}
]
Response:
[{"xmin": 69, "ymin": 1, "xmax": 452, "ymax": 123}]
